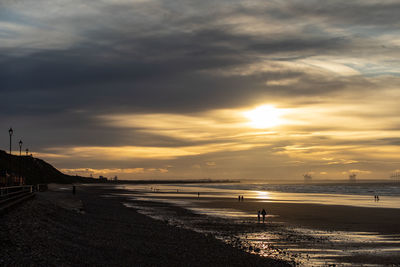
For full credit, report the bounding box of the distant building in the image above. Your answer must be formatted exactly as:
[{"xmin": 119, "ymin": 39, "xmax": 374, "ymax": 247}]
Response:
[
  {"xmin": 99, "ymin": 175, "xmax": 108, "ymax": 182},
  {"xmin": 349, "ymin": 173, "xmax": 357, "ymax": 182},
  {"xmin": 0, "ymin": 170, "xmax": 25, "ymax": 187},
  {"xmin": 303, "ymin": 173, "xmax": 312, "ymax": 183},
  {"xmin": 390, "ymin": 171, "xmax": 400, "ymax": 182}
]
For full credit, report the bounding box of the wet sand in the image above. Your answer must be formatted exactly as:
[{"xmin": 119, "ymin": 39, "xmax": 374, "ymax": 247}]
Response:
[
  {"xmin": 199, "ymin": 198, "xmax": 400, "ymax": 234},
  {"xmin": 125, "ymin": 191, "xmax": 400, "ymax": 266},
  {"xmin": 0, "ymin": 185, "xmax": 289, "ymax": 266}
]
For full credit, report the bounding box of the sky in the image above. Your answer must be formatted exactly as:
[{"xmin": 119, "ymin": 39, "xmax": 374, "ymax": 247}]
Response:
[{"xmin": 1, "ymin": 0, "xmax": 400, "ymax": 181}]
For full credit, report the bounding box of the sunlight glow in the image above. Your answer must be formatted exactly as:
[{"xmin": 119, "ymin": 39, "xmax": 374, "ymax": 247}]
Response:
[{"xmin": 243, "ymin": 105, "xmax": 285, "ymax": 128}]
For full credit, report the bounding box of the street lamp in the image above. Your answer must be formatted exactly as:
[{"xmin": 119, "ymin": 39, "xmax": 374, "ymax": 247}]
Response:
[
  {"xmin": 8, "ymin": 128, "xmax": 13, "ymax": 154},
  {"xmin": 19, "ymin": 140, "xmax": 23, "ymax": 156},
  {"xmin": 8, "ymin": 128, "xmax": 13, "ymax": 186},
  {"xmin": 18, "ymin": 140, "xmax": 23, "ymax": 185}
]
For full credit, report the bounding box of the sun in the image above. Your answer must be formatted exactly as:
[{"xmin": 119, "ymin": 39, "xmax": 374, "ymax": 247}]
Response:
[{"xmin": 243, "ymin": 105, "xmax": 285, "ymax": 128}]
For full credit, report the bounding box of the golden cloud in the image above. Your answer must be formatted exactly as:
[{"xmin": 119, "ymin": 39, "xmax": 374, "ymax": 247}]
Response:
[{"xmin": 61, "ymin": 167, "xmax": 168, "ymax": 176}]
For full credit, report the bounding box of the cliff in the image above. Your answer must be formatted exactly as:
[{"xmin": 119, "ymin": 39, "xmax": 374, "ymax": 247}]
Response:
[{"xmin": 0, "ymin": 150, "xmax": 92, "ymax": 185}]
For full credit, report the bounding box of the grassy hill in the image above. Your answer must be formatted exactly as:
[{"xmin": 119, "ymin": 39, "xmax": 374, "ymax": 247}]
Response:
[{"xmin": 0, "ymin": 150, "xmax": 93, "ymax": 185}]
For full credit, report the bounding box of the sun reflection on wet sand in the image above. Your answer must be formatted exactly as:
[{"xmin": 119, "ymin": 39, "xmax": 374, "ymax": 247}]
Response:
[
  {"xmin": 117, "ymin": 183, "xmax": 400, "ymax": 209},
  {"xmin": 254, "ymin": 191, "xmax": 271, "ymax": 200}
]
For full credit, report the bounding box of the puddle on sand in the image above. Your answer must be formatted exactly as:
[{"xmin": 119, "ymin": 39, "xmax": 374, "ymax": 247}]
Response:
[{"xmin": 120, "ymin": 197, "xmax": 400, "ymax": 267}]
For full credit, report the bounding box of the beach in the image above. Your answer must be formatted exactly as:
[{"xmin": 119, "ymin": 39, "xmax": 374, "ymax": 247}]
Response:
[
  {"xmin": 2, "ymin": 183, "xmax": 400, "ymax": 266},
  {"xmin": 0, "ymin": 184, "xmax": 288, "ymax": 266},
  {"xmin": 202, "ymin": 200, "xmax": 400, "ymax": 234},
  {"xmin": 119, "ymin": 183, "xmax": 400, "ymax": 266}
]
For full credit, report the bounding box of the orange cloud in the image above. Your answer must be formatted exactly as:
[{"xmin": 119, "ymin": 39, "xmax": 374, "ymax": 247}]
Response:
[{"xmin": 61, "ymin": 167, "xmax": 168, "ymax": 176}]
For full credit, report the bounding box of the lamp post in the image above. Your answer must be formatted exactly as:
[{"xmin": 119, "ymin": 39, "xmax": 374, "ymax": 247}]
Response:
[
  {"xmin": 8, "ymin": 128, "xmax": 13, "ymax": 186},
  {"xmin": 8, "ymin": 128, "xmax": 13, "ymax": 155},
  {"xmin": 19, "ymin": 140, "xmax": 23, "ymax": 156},
  {"xmin": 18, "ymin": 140, "xmax": 23, "ymax": 185}
]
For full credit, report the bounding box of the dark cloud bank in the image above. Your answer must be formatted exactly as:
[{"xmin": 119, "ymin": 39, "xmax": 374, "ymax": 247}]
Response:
[{"xmin": 0, "ymin": 0, "xmax": 399, "ymax": 171}]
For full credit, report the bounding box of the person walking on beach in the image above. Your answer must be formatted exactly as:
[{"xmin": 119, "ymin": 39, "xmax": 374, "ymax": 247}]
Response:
[
  {"xmin": 241, "ymin": 196, "xmax": 244, "ymax": 202},
  {"xmin": 198, "ymin": 192, "xmax": 200, "ymax": 198},
  {"xmin": 257, "ymin": 211, "xmax": 261, "ymax": 223},
  {"xmin": 261, "ymin": 209, "xmax": 267, "ymax": 223},
  {"xmin": 238, "ymin": 195, "xmax": 241, "ymax": 202}
]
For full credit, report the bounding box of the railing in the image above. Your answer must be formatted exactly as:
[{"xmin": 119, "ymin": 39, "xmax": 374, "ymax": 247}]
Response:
[
  {"xmin": 0, "ymin": 185, "xmax": 35, "ymax": 213},
  {"xmin": 0, "ymin": 185, "xmax": 33, "ymax": 198}
]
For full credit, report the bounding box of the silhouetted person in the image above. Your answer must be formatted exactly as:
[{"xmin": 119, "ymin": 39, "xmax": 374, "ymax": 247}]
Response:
[
  {"xmin": 238, "ymin": 195, "xmax": 241, "ymax": 202},
  {"xmin": 241, "ymin": 195, "xmax": 244, "ymax": 202},
  {"xmin": 257, "ymin": 211, "xmax": 261, "ymax": 223},
  {"xmin": 72, "ymin": 185, "xmax": 76, "ymax": 195},
  {"xmin": 377, "ymin": 195, "xmax": 379, "ymax": 201},
  {"xmin": 261, "ymin": 209, "xmax": 267, "ymax": 223},
  {"xmin": 198, "ymin": 192, "xmax": 200, "ymax": 198}
]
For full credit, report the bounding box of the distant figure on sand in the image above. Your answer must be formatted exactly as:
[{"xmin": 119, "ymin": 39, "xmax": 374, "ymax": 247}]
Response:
[
  {"xmin": 198, "ymin": 192, "xmax": 200, "ymax": 198},
  {"xmin": 238, "ymin": 195, "xmax": 241, "ymax": 202},
  {"xmin": 261, "ymin": 209, "xmax": 267, "ymax": 223},
  {"xmin": 241, "ymin": 196, "xmax": 244, "ymax": 202},
  {"xmin": 257, "ymin": 211, "xmax": 261, "ymax": 223}
]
